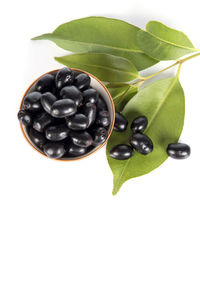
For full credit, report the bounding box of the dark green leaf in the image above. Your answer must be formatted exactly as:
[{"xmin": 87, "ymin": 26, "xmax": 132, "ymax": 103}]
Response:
[
  {"xmin": 106, "ymin": 76, "xmax": 185, "ymax": 195},
  {"xmin": 55, "ymin": 53, "xmax": 139, "ymax": 82},
  {"xmin": 137, "ymin": 21, "xmax": 197, "ymax": 60},
  {"xmin": 32, "ymin": 16, "xmax": 158, "ymax": 70},
  {"xmin": 107, "ymin": 85, "xmax": 138, "ymax": 111}
]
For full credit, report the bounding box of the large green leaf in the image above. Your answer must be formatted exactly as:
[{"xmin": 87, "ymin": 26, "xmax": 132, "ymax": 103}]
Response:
[
  {"xmin": 107, "ymin": 85, "xmax": 138, "ymax": 111},
  {"xmin": 32, "ymin": 16, "xmax": 158, "ymax": 70},
  {"xmin": 106, "ymin": 76, "xmax": 185, "ymax": 195},
  {"xmin": 137, "ymin": 21, "xmax": 198, "ymax": 60},
  {"xmin": 55, "ymin": 53, "xmax": 139, "ymax": 82}
]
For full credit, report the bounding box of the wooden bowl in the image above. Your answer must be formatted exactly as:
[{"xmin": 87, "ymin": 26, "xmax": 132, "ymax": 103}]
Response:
[{"xmin": 19, "ymin": 68, "xmax": 115, "ymax": 161}]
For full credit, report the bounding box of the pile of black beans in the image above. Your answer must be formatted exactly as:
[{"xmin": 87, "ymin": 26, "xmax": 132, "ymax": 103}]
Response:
[
  {"xmin": 18, "ymin": 67, "xmax": 111, "ymax": 159},
  {"xmin": 110, "ymin": 113, "xmax": 191, "ymax": 160}
]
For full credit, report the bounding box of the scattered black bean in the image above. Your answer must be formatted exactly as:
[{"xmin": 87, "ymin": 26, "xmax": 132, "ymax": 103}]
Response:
[
  {"xmin": 114, "ymin": 112, "xmax": 128, "ymax": 132},
  {"xmin": 167, "ymin": 143, "xmax": 190, "ymax": 159},
  {"xmin": 109, "ymin": 144, "xmax": 133, "ymax": 160},
  {"xmin": 129, "ymin": 133, "xmax": 153, "ymax": 155},
  {"xmin": 131, "ymin": 116, "xmax": 148, "ymax": 133}
]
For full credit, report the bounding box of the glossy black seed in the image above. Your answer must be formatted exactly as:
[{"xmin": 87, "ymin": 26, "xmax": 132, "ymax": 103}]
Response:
[
  {"xmin": 70, "ymin": 131, "xmax": 93, "ymax": 148},
  {"xmin": 50, "ymin": 99, "xmax": 77, "ymax": 118},
  {"xmin": 129, "ymin": 133, "xmax": 153, "ymax": 155},
  {"xmin": 33, "ymin": 112, "xmax": 54, "ymax": 132},
  {"xmin": 40, "ymin": 92, "xmax": 57, "ymax": 114},
  {"xmin": 96, "ymin": 110, "xmax": 110, "ymax": 127},
  {"xmin": 91, "ymin": 127, "xmax": 108, "ymax": 146},
  {"xmin": 55, "ymin": 67, "xmax": 74, "ymax": 89},
  {"xmin": 131, "ymin": 116, "xmax": 148, "ymax": 133},
  {"xmin": 83, "ymin": 88, "xmax": 98, "ymax": 104},
  {"xmin": 43, "ymin": 142, "xmax": 66, "ymax": 159},
  {"xmin": 29, "ymin": 128, "xmax": 46, "ymax": 149},
  {"xmin": 167, "ymin": 143, "xmax": 191, "ymax": 159},
  {"xmin": 66, "ymin": 143, "xmax": 87, "ymax": 157},
  {"xmin": 114, "ymin": 112, "xmax": 128, "ymax": 132},
  {"xmin": 74, "ymin": 73, "xmax": 90, "ymax": 90},
  {"xmin": 18, "ymin": 109, "xmax": 32, "ymax": 126},
  {"xmin": 35, "ymin": 74, "xmax": 55, "ymax": 93},
  {"xmin": 81, "ymin": 102, "xmax": 97, "ymax": 128},
  {"xmin": 96, "ymin": 96, "xmax": 107, "ymax": 111},
  {"xmin": 60, "ymin": 85, "xmax": 83, "ymax": 106},
  {"xmin": 66, "ymin": 114, "xmax": 89, "ymax": 131},
  {"xmin": 109, "ymin": 144, "xmax": 133, "ymax": 160},
  {"xmin": 23, "ymin": 91, "xmax": 42, "ymax": 112},
  {"xmin": 45, "ymin": 124, "xmax": 69, "ymax": 141}
]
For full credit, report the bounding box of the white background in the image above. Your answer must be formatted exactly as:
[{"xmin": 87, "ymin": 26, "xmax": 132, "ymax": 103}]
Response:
[{"xmin": 1, "ymin": 0, "xmax": 200, "ymax": 298}]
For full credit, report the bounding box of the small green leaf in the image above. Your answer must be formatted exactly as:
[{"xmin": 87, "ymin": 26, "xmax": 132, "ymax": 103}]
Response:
[
  {"xmin": 137, "ymin": 21, "xmax": 198, "ymax": 60},
  {"xmin": 55, "ymin": 53, "xmax": 139, "ymax": 82},
  {"xmin": 107, "ymin": 85, "xmax": 138, "ymax": 111},
  {"xmin": 106, "ymin": 76, "xmax": 185, "ymax": 195},
  {"xmin": 32, "ymin": 16, "xmax": 158, "ymax": 70}
]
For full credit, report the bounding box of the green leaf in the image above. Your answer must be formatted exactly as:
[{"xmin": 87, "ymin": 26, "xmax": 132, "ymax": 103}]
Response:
[
  {"xmin": 106, "ymin": 76, "xmax": 185, "ymax": 195},
  {"xmin": 32, "ymin": 16, "xmax": 158, "ymax": 71},
  {"xmin": 55, "ymin": 53, "xmax": 139, "ymax": 82},
  {"xmin": 107, "ymin": 85, "xmax": 138, "ymax": 111},
  {"xmin": 137, "ymin": 21, "xmax": 198, "ymax": 60}
]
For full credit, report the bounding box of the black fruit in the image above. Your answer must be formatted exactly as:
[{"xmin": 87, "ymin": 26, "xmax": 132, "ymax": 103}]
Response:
[
  {"xmin": 29, "ymin": 128, "xmax": 46, "ymax": 149},
  {"xmin": 66, "ymin": 143, "xmax": 87, "ymax": 157},
  {"xmin": 167, "ymin": 143, "xmax": 191, "ymax": 159},
  {"xmin": 96, "ymin": 96, "xmax": 107, "ymax": 111},
  {"xmin": 91, "ymin": 127, "xmax": 108, "ymax": 146},
  {"xmin": 96, "ymin": 110, "xmax": 110, "ymax": 127},
  {"xmin": 109, "ymin": 144, "xmax": 133, "ymax": 160},
  {"xmin": 55, "ymin": 67, "xmax": 74, "ymax": 89},
  {"xmin": 129, "ymin": 133, "xmax": 153, "ymax": 155},
  {"xmin": 33, "ymin": 112, "xmax": 54, "ymax": 132},
  {"xmin": 18, "ymin": 109, "xmax": 32, "ymax": 126},
  {"xmin": 50, "ymin": 99, "xmax": 77, "ymax": 118},
  {"xmin": 40, "ymin": 92, "xmax": 57, "ymax": 114},
  {"xmin": 66, "ymin": 114, "xmax": 89, "ymax": 131},
  {"xmin": 35, "ymin": 74, "xmax": 55, "ymax": 93},
  {"xmin": 131, "ymin": 116, "xmax": 148, "ymax": 133},
  {"xmin": 45, "ymin": 124, "xmax": 69, "ymax": 141},
  {"xmin": 83, "ymin": 88, "xmax": 98, "ymax": 104},
  {"xmin": 43, "ymin": 142, "xmax": 66, "ymax": 159},
  {"xmin": 114, "ymin": 112, "xmax": 128, "ymax": 132},
  {"xmin": 60, "ymin": 85, "xmax": 83, "ymax": 107},
  {"xmin": 23, "ymin": 91, "xmax": 42, "ymax": 112},
  {"xmin": 70, "ymin": 131, "xmax": 93, "ymax": 148},
  {"xmin": 74, "ymin": 73, "xmax": 90, "ymax": 90},
  {"xmin": 81, "ymin": 102, "xmax": 96, "ymax": 128}
]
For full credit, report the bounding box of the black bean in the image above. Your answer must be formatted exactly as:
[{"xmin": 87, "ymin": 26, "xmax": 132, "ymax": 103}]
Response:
[
  {"xmin": 40, "ymin": 92, "xmax": 57, "ymax": 114},
  {"xmin": 18, "ymin": 109, "xmax": 32, "ymax": 126},
  {"xmin": 29, "ymin": 128, "xmax": 46, "ymax": 149},
  {"xmin": 96, "ymin": 110, "xmax": 110, "ymax": 127},
  {"xmin": 23, "ymin": 91, "xmax": 42, "ymax": 112},
  {"xmin": 81, "ymin": 102, "xmax": 96, "ymax": 128},
  {"xmin": 131, "ymin": 116, "xmax": 148, "ymax": 133},
  {"xmin": 70, "ymin": 131, "xmax": 93, "ymax": 148},
  {"xmin": 91, "ymin": 127, "xmax": 108, "ymax": 146},
  {"xmin": 50, "ymin": 99, "xmax": 77, "ymax": 118},
  {"xmin": 96, "ymin": 96, "xmax": 107, "ymax": 111},
  {"xmin": 33, "ymin": 112, "xmax": 54, "ymax": 132},
  {"xmin": 109, "ymin": 144, "xmax": 133, "ymax": 160},
  {"xmin": 45, "ymin": 124, "xmax": 69, "ymax": 141},
  {"xmin": 65, "ymin": 143, "xmax": 87, "ymax": 157},
  {"xmin": 167, "ymin": 143, "xmax": 190, "ymax": 159},
  {"xmin": 35, "ymin": 74, "xmax": 55, "ymax": 93},
  {"xmin": 66, "ymin": 114, "xmax": 89, "ymax": 131},
  {"xmin": 129, "ymin": 133, "xmax": 153, "ymax": 155},
  {"xmin": 114, "ymin": 112, "xmax": 128, "ymax": 132},
  {"xmin": 43, "ymin": 142, "xmax": 66, "ymax": 159},
  {"xmin": 60, "ymin": 85, "xmax": 83, "ymax": 107},
  {"xmin": 55, "ymin": 67, "xmax": 74, "ymax": 89},
  {"xmin": 74, "ymin": 73, "xmax": 90, "ymax": 90},
  {"xmin": 83, "ymin": 88, "xmax": 98, "ymax": 104}
]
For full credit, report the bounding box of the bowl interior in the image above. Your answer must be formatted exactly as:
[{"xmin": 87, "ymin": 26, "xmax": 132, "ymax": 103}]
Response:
[{"xmin": 21, "ymin": 69, "xmax": 115, "ymax": 160}]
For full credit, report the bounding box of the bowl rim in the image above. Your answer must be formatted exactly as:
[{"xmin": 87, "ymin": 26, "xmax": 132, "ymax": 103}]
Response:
[{"xmin": 19, "ymin": 68, "xmax": 115, "ymax": 161}]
